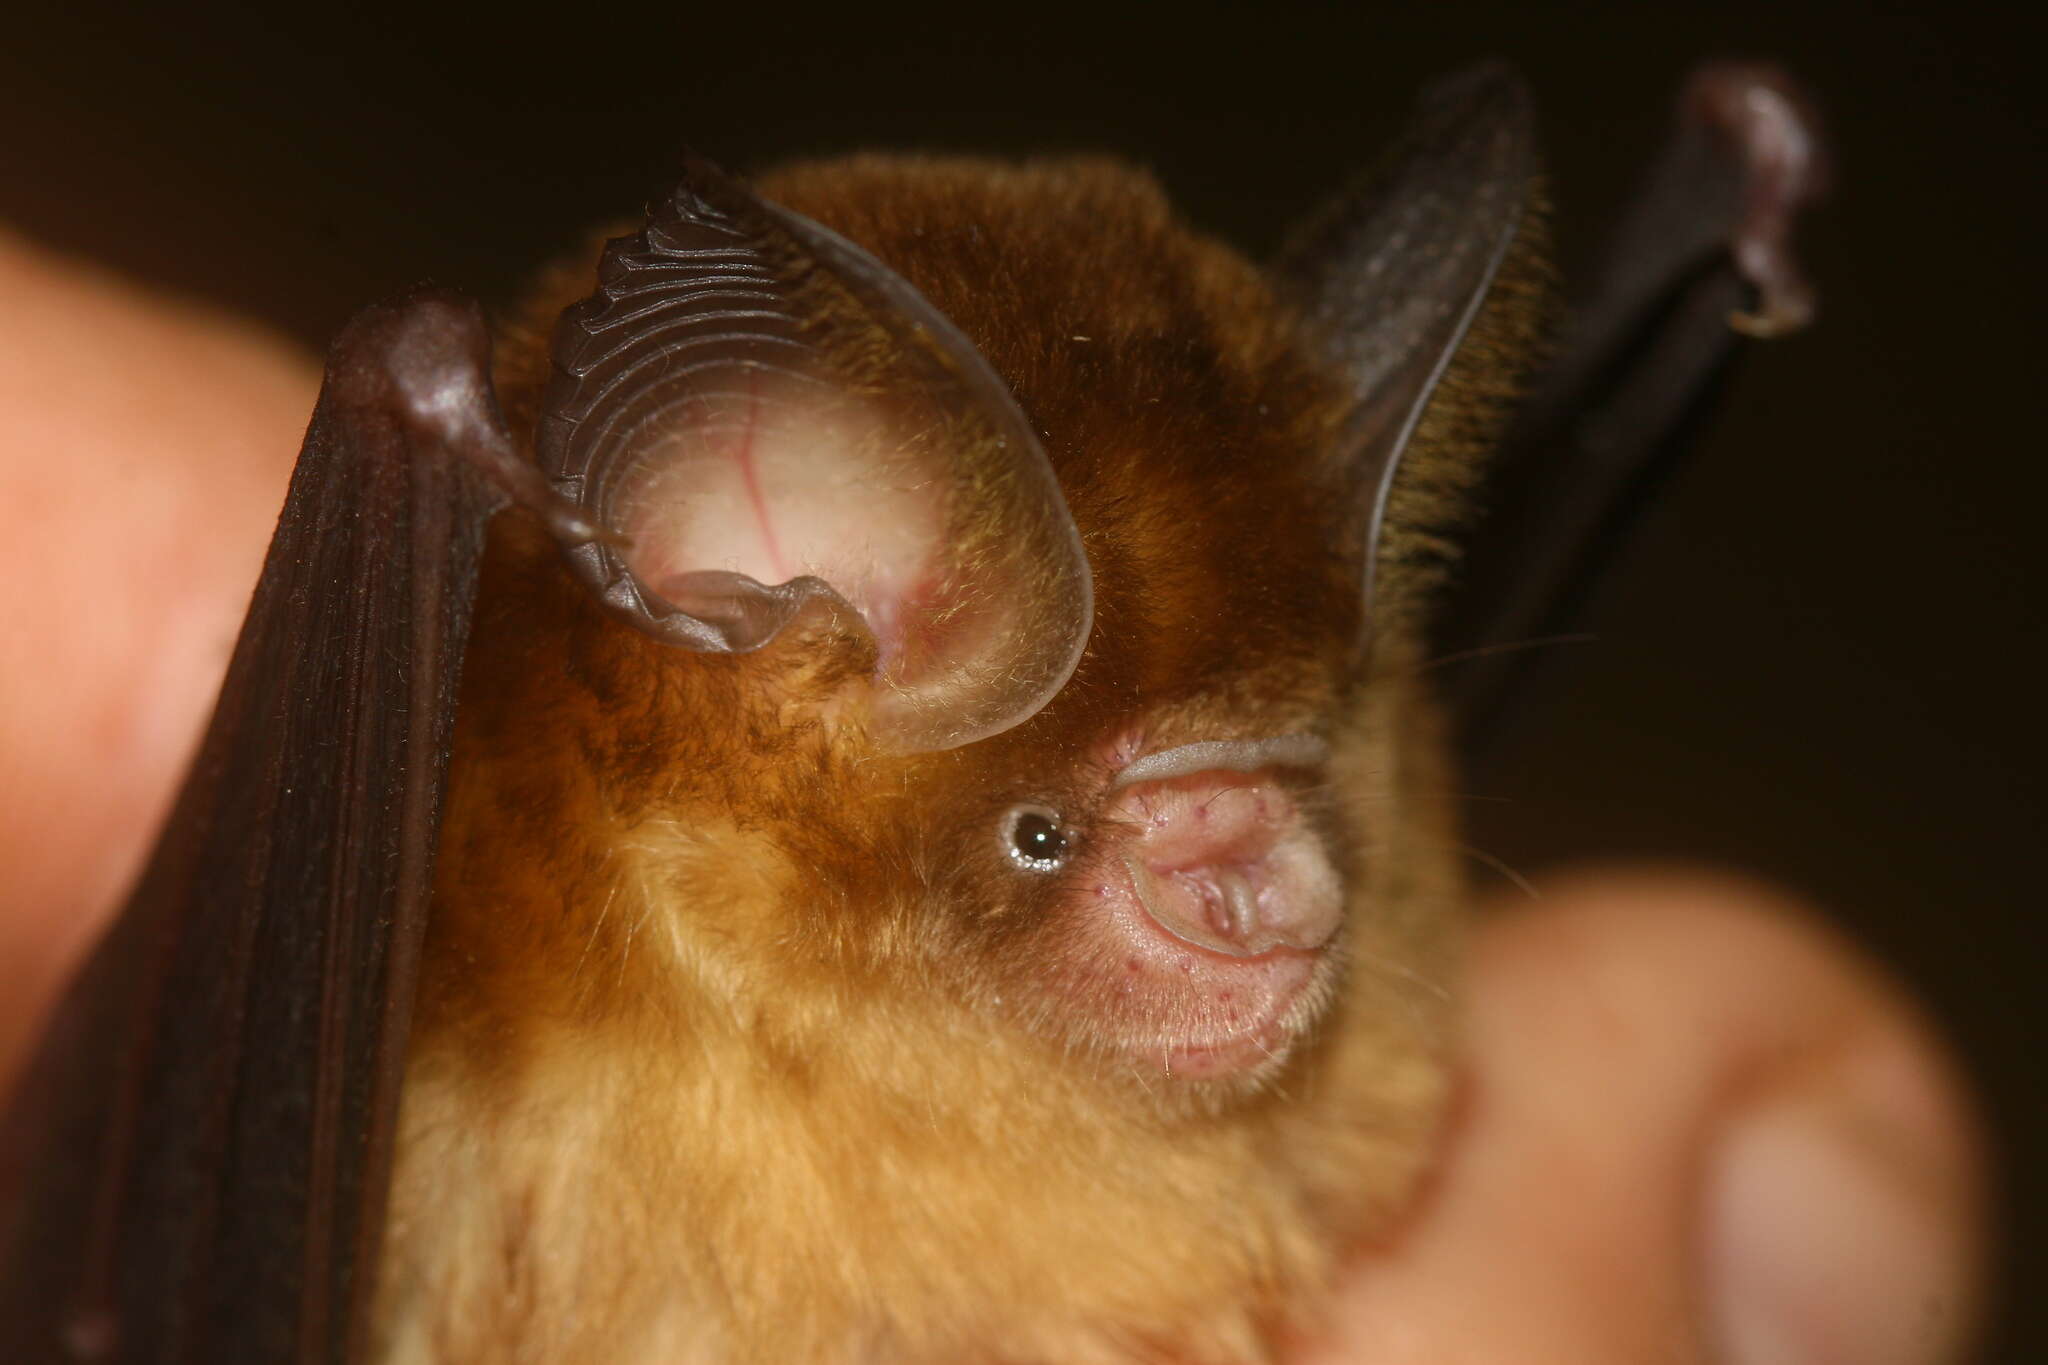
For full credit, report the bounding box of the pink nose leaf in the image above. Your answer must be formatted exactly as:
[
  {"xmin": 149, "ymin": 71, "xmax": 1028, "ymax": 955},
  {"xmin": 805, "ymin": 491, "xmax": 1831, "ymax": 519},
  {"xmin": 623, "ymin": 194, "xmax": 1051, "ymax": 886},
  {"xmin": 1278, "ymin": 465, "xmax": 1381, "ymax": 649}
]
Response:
[{"xmin": 1116, "ymin": 772, "xmax": 1341, "ymax": 958}]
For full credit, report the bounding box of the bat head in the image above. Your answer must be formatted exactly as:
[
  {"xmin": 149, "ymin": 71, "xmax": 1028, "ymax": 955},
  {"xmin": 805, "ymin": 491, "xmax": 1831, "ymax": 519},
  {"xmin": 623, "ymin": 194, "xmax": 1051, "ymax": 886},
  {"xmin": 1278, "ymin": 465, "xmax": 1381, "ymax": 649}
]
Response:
[{"xmin": 405, "ymin": 64, "xmax": 1545, "ymax": 1356}]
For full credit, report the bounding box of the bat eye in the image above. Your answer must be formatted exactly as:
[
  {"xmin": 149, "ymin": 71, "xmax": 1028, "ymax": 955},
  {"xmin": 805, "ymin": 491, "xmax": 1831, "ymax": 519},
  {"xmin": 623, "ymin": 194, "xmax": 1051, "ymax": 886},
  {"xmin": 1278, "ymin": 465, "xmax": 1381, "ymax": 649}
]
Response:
[{"xmin": 1002, "ymin": 804, "xmax": 1072, "ymax": 873}]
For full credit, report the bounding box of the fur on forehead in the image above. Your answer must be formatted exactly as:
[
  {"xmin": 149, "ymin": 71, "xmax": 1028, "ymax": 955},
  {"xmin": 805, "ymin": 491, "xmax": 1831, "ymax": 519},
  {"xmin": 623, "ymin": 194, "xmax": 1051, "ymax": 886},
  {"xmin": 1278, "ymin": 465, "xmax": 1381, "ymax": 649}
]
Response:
[{"xmin": 751, "ymin": 156, "xmax": 1303, "ymax": 389}]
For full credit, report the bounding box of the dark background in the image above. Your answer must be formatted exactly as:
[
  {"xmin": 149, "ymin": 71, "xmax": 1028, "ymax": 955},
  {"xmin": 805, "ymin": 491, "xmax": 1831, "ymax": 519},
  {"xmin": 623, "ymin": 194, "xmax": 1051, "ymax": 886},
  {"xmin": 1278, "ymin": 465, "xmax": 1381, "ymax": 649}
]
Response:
[{"xmin": 4, "ymin": 3, "xmax": 2038, "ymax": 1357}]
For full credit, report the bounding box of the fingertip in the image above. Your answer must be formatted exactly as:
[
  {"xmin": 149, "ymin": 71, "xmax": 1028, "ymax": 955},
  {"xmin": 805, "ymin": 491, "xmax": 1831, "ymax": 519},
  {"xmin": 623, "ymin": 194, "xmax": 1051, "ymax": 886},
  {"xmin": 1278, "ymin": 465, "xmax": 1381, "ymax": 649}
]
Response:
[
  {"xmin": 1706, "ymin": 1042, "xmax": 1987, "ymax": 1365},
  {"xmin": 1311, "ymin": 867, "xmax": 1989, "ymax": 1364},
  {"xmin": 1482, "ymin": 867, "xmax": 1989, "ymax": 1361}
]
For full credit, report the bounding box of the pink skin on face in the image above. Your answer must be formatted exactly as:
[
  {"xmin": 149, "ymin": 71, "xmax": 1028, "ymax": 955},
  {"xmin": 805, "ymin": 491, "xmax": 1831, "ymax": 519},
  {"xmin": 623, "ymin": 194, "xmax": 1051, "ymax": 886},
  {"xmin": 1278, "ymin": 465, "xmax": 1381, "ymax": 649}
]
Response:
[{"xmin": 1054, "ymin": 740, "xmax": 1343, "ymax": 1080}]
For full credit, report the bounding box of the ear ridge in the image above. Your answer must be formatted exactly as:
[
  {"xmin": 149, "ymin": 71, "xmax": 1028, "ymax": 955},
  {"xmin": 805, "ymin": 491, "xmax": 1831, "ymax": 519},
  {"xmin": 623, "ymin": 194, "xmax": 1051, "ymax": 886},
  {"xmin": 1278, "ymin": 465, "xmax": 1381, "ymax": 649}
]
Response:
[
  {"xmin": 537, "ymin": 161, "xmax": 841, "ymax": 656},
  {"xmin": 535, "ymin": 154, "xmax": 1094, "ymax": 754}
]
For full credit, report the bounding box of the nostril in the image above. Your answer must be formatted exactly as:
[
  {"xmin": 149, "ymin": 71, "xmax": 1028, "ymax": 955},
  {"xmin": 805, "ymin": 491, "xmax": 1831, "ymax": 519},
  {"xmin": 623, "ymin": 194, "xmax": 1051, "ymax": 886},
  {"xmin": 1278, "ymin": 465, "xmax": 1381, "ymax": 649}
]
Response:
[{"xmin": 1212, "ymin": 869, "xmax": 1261, "ymax": 945}]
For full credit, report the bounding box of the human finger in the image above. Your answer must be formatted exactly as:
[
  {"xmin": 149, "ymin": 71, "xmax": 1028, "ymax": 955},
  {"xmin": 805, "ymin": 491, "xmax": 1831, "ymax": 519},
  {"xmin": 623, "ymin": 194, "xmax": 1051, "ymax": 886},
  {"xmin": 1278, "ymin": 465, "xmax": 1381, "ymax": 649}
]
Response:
[
  {"xmin": 0, "ymin": 234, "xmax": 313, "ymax": 1083},
  {"xmin": 1301, "ymin": 869, "xmax": 1987, "ymax": 1365}
]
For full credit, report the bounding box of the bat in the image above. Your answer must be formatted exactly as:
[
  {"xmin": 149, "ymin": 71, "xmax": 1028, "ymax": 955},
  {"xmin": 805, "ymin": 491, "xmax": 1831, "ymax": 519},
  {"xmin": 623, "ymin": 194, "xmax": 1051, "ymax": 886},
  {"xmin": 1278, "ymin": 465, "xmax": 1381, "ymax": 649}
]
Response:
[{"xmin": 0, "ymin": 61, "xmax": 1824, "ymax": 1364}]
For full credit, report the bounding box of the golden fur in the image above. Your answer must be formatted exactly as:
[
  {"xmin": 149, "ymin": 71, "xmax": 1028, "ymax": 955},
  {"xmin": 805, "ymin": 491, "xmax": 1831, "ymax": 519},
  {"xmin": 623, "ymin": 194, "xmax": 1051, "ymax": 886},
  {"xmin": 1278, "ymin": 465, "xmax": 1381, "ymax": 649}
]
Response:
[{"xmin": 376, "ymin": 157, "xmax": 1543, "ymax": 1363}]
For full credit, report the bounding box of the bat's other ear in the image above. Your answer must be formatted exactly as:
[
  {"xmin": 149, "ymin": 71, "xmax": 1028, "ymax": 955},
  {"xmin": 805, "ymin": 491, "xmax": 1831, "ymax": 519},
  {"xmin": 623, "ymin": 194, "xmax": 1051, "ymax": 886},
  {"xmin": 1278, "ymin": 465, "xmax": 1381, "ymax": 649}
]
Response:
[
  {"xmin": 1275, "ymin": 62, "xmax": 1542, "ymax": 651},
  {"xmin": 537, "ymin": 155, "xmax": 1094, "ymax": 754}
]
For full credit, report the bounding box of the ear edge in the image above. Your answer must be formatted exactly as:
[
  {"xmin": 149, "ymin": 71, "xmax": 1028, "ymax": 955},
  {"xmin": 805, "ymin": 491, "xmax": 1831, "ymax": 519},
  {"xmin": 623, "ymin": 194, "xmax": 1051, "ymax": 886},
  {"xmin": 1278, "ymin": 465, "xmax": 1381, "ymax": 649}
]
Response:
[
  {"xmin": 1273, "ymin": 62, "xmax": 1549, "ymax": 652},
  {"xmin": 532, "ymin": 154, "xmax": 1095, "ymax": 754}
]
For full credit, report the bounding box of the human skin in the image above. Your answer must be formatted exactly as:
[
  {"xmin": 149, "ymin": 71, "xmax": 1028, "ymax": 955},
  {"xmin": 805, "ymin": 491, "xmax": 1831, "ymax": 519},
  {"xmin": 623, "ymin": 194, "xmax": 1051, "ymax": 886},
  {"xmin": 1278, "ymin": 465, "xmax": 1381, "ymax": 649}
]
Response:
[{"xmin": 0, "ymin": 235, "xmax": 1990, "ymax": 1364}]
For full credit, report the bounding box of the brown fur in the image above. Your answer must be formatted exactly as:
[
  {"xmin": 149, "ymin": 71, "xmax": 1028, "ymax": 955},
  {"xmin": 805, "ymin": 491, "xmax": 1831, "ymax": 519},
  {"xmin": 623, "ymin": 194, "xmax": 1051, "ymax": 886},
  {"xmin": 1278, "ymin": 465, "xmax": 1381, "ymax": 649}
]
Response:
[{"xmin": 376, "ymin": 157, "xmax": 1543, "ymax": 1363}]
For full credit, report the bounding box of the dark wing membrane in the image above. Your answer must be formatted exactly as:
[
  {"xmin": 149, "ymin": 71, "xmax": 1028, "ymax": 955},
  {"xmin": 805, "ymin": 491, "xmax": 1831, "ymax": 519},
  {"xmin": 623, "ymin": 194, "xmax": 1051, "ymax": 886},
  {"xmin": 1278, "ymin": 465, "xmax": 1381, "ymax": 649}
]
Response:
[
  {"xmin": 1439, "ymin": 63, "xmax": 1828, "ymax": 770},
  {"xmin": 0, "ymin": 291, "xmax": 520, "ymax": 1364}
]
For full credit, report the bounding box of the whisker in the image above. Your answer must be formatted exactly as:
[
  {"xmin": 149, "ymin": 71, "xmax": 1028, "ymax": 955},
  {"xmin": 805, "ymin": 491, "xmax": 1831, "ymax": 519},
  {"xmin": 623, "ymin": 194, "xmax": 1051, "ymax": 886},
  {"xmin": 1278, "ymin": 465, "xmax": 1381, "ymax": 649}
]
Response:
[
  {"xmin": 616, "ymin": 898, "xmax": 648, "ymax": 992},
  {"xmin": 1197, "ymin": 782, "xmax": 1257, "ymax": 814},
  {"xmin": 1444, "ymin": 840, "xmax": 1542, "ymax": 901},
  {"xmin": 1329, "ymin": 789, "xmax": 1515, "ymax": 808},
  {"xmin": 1348, "ymin": 951, "xmax": 1452, "ymax": 1006},
  {"xmin": 1289, "ymin": 772, "xmax": 1514, "ymax": 807},
  {"xmin": 1404, "ymin": 632, "xmax": 1598, "ymax": 678},
  {"xmin": 1343, "ymin": 948, "xmax": 1453, "ymax": 1049},
  {"xmin": 572, "ymin": 881, "xmax": 621, "ymax": 982}
]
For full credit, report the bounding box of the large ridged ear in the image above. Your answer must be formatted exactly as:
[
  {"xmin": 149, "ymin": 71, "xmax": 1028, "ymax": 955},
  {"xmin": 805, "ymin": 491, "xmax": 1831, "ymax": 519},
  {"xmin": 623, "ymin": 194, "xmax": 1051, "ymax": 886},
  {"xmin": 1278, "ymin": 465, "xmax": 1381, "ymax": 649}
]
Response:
[
  {"xmin": 1275, "ymin": 63, "xmax": 1539, "ymax": 652},
  {"xmin": 537, "ymin": 155, "xmax": 1093, "ymax": 753}
]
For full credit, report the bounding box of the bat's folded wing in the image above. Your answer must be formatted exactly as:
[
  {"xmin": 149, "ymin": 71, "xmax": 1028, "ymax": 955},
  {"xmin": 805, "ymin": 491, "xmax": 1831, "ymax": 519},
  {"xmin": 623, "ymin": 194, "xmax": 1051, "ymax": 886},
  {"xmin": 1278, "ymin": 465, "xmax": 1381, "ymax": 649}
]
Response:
[
  {"xmin": 0, "ymin": 291, "xmax": 524, "ymax": 1365},
  {"xmin": 1441, "ymin": 63, "xmax": 1829, "ymax": 767}
]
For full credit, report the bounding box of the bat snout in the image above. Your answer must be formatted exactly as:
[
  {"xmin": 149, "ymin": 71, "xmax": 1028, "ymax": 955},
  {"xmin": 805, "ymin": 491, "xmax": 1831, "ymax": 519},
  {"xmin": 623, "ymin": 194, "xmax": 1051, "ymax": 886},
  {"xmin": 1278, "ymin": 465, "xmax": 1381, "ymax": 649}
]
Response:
[
  {"xmin": 1050, "ymin": 767, "xmax": 1344, "ymax": 1081},
  {"xmin": 1116, "ymin": 771, "xmax": 1343, "ymax": 958}
]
